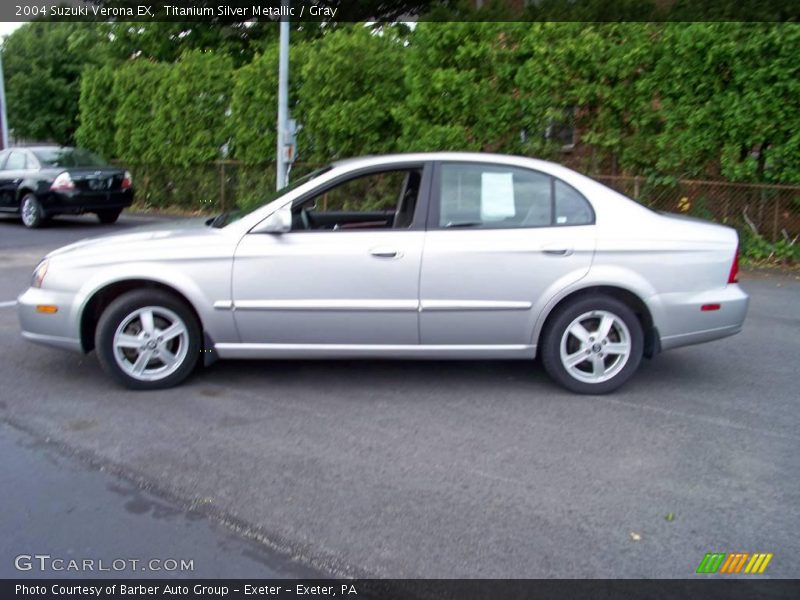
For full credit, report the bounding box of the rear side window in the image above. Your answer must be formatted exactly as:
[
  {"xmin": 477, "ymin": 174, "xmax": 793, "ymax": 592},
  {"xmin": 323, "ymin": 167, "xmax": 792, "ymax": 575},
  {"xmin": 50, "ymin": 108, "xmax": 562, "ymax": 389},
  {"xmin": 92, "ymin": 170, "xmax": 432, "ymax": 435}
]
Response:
[
  {"xmin": 554, "ymin": 179, "xmax": 593, "ymax": 226},
  {"xmin": 4, "ymin": 151, "xmax": 26, "ymax": 170},
  {"xmin": 436, "ymin": 163, "xmax": 594, "ymax": 229},
  {"xmin": 438, "ymin": 164, "xmax": 551, "ymax": 229}
]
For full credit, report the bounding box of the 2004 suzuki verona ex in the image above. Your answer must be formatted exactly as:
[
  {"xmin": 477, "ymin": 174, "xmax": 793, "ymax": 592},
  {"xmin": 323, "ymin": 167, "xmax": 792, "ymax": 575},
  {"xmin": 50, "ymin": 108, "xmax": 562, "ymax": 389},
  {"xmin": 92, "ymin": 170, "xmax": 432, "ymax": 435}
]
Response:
[{"xmin": 18, "ymin": 153, "xmax": 748, "ymax": 394}]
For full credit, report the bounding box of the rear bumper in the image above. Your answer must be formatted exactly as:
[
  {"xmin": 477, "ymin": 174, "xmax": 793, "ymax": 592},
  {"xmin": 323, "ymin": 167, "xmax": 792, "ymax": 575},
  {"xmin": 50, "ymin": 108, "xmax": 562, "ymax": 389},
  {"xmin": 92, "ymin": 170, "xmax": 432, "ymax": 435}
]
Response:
[
  {"xmin": 40, "ymin": 189, "xmax": 133, "ymax": 214},
  {"xmin": 655, "ymin": 284, "xmax": 749, "ymax": 351},
  {"xmin": 17, "ymin": 287, "xmax": 82, "ymax": 353}
]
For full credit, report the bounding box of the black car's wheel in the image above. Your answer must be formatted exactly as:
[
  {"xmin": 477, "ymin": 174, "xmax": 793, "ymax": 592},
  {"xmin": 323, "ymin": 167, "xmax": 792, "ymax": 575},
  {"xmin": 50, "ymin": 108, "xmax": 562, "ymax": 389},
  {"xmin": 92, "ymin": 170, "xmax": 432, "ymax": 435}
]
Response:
[
  {"xmin": 20, "ymin": 193, "xmax": 47, "ymax": 229},
  {"xmin": 96, "ymin": 208, "xmax": 122, "ymax": 224},
  {"xmin": 540, "ymin": 295, "xmax": 643, "ymax": 394},
  {"xmin": 95, "ymin": 289, "xmax": 201, "ymax": 390}
]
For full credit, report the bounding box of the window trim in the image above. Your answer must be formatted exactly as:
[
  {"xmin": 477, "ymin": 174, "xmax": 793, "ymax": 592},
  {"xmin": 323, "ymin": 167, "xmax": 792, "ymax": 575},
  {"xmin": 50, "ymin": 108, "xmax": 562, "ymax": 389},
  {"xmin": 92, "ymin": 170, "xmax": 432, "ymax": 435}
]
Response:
[
  {"xmin": 428, "ymin": 161, "xmax": 595, "ymax": 231},
  {"xmin": 282, "ymin": 161, "xmax": 434, "ymax": 234}
]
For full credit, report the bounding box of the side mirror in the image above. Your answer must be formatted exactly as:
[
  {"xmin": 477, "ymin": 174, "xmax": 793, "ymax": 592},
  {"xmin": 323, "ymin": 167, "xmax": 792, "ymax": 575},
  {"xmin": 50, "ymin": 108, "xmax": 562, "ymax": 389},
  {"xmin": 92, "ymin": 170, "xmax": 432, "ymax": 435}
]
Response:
[{"xmin": 254, "ymin": 205, "xmax": 292, "ymax": 234}]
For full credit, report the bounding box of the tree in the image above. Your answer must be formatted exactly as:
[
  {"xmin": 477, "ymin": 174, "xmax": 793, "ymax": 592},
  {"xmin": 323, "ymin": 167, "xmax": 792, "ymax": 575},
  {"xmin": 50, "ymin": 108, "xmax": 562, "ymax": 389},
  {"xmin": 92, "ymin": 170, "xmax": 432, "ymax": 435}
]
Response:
[
  {"xmin": 150, "ymin": 50, "xmax": 234, "ymax": 165},
  {"xmin": 229, "ymin": 41, "xmax": 310, "ymax": 163},
  {"xmin": 397, "ymin": 22, "xmax": 526, "ymax": 153},
  {"xmin": 75, "ymin": 65, "xmax": 117, "ymax": 158},
  {"xmin": 1, "ymin": 22, "xmax": 107, "ymax": 144},
  {"xmin": 112, "ymin": 60, "xmax": 170, "ymax": 163},
  {"xmin": 299, "ymin": 25, "xmax": 406, "ymax": 160}
]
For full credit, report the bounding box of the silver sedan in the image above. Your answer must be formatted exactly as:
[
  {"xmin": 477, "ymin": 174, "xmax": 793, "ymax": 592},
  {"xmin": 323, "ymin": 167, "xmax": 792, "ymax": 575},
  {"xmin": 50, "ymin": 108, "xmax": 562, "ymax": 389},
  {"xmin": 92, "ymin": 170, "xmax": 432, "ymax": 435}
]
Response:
[{"xmin": 18, "ymin": 153, "xmax": 748, "ymax": 393}]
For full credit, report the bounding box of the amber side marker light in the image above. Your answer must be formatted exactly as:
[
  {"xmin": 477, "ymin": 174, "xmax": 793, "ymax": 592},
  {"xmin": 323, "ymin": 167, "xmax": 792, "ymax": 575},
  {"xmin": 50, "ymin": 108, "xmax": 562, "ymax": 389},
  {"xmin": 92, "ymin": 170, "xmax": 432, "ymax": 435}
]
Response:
[
  {"xmin": 36, "ymin": 305, "xmax": 58, "ymax": 313},
  {"xmin": 701, "ymin": 304, "xmax": 721, "ymax": 311}
]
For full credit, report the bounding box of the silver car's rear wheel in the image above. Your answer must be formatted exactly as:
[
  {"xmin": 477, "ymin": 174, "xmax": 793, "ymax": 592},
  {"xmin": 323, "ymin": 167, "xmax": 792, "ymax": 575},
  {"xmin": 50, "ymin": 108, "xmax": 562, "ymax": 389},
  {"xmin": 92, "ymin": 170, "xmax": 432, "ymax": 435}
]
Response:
[
  {"xmin": 541, "ymin": 295, "xmax": 643, "ymax": 394},
  {"xmin": 559, "ymin": 310, "xmax": 632, "ymax": 384},
  {"xmin": 112, "ymin": 306, "xmax": 190, "ymax": 382},
  {"xmin": 95, "ymin": 290, "xmax": 201, "ymax": 390}
]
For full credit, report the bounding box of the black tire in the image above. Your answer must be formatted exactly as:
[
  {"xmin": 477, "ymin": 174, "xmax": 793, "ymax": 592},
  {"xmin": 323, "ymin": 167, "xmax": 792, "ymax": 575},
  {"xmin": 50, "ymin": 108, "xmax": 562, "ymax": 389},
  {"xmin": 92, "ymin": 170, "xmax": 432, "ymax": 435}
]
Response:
[
  {"xmin": 20, "ymin": 193, "xmax": 47, "ymax": 229},
  {"xmin": 96, "ymin": 208, "xmax": 122, "ymax": 224},
  {"xmin": 540, "ymin": 295, "xmax": 644, "ymax": 394},
  {"xmin": 95, "ymin": 289, "xmax": 201, "ymax": 390}
]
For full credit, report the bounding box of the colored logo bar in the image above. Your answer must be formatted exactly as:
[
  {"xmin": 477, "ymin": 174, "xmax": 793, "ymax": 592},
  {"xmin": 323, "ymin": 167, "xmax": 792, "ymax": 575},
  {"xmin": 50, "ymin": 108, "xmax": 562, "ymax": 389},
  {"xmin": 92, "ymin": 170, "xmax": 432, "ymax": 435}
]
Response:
[{"xmin": 696, "ymin": 552, "xmax": 773, "ymax": 574}]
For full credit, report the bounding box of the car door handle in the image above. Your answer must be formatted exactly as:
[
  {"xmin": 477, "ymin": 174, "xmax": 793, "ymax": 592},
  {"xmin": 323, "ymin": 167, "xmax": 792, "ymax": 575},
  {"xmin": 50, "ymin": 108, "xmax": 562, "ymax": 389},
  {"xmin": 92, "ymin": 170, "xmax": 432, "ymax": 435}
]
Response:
[
  {"xmin": 542, "ymin": 247, "xmax": 573, "ymax": 256},
  {"xmin": 370, "ymin": 247, "xmax": 401, "ymax": 259}
]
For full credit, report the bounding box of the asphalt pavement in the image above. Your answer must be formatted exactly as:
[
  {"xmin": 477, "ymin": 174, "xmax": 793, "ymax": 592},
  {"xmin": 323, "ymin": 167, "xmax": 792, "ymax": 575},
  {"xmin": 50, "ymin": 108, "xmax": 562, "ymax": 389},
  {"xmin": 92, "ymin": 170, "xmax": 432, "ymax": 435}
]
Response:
[{"xmin": 0, "ymin": 213, "xmax": 798, "ymax": 579}]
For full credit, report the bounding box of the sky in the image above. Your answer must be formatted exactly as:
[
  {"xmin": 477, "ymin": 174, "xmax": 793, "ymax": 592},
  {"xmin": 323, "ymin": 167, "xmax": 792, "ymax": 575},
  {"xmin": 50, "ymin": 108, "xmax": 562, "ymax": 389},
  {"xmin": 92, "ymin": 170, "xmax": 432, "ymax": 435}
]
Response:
[{"xmin": 0, "ymin": 22, "xmax": 25, "ymax": 40}]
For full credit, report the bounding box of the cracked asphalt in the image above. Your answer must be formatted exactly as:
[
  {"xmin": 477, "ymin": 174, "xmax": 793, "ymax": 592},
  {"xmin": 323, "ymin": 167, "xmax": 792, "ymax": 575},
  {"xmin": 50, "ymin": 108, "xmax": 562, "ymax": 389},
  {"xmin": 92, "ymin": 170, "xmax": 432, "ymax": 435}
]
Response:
[{"xmin": 0, "ymin": 213, "xmax": 798, "ymax": 579}]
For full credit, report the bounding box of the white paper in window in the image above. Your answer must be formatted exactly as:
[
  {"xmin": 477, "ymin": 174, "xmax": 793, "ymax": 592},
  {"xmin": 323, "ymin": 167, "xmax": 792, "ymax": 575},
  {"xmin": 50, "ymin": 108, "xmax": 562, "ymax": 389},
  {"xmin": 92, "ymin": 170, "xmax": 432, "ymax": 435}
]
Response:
[{"xmin": 480, "ymin": 172, "xmax": 515, "ymax": 221}]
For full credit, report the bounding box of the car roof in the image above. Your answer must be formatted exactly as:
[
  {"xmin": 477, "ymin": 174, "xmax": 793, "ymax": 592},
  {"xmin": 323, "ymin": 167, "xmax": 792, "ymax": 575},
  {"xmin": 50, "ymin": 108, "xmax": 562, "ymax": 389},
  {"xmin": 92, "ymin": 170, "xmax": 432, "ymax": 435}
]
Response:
[
  {"xmin": 8, "ymin": 145, "xmax": 74, "ymax": 151},
  {"xmin": 331, "ymin": 151, "xmax": 564, "ymax": 171}
]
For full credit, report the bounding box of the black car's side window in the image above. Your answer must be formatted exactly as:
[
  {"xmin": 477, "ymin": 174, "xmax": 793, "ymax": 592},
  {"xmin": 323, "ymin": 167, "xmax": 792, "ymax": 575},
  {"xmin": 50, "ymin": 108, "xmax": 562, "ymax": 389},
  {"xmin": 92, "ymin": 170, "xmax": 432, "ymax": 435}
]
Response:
[
  {"xmin": 0, "ymin": 150, "xmax": 9, "ymax": 170},
  {"xmin": 4, "ymin": 151, "xmax": 27, "ymax": 170}
]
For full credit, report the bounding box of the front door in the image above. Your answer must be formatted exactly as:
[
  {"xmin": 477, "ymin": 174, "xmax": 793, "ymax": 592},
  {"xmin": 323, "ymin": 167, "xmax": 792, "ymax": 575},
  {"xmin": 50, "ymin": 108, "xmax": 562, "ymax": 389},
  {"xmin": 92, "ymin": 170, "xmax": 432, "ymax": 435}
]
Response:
[{"xmin": 231, "ymin": 166, "xmax": 428, "ymax": 346}]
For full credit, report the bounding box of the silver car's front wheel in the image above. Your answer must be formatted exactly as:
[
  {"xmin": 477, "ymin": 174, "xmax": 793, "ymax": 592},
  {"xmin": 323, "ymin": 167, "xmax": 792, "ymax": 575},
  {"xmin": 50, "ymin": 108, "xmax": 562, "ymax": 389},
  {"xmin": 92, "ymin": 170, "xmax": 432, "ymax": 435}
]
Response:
[
  {"xmin": 95, "ymin": 290, "xmax": 201, "ymax": 390},
  {"xmin": 112, "ymin": 306, "xmax": 190, "ymax": 382},
  {"xmin": 541, "ymin": 295, "xmax": 643, "ymax": 394}
]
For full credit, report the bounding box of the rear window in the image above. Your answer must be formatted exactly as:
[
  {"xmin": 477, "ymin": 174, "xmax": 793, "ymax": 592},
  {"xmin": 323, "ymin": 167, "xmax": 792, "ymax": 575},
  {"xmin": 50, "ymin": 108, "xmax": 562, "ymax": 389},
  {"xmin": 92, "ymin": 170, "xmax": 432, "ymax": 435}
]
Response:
[{"xmin": 32, "ymin": 148, "xmax": 107, "ymax": 168}]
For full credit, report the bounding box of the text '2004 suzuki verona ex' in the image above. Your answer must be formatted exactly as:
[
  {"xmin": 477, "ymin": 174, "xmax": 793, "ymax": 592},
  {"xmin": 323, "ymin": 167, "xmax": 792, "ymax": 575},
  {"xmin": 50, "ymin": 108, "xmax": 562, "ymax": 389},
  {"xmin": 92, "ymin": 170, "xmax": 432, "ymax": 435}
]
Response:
[{"xmin": 18, "ymin": 153, "xmax": 748, "ymax": 394}]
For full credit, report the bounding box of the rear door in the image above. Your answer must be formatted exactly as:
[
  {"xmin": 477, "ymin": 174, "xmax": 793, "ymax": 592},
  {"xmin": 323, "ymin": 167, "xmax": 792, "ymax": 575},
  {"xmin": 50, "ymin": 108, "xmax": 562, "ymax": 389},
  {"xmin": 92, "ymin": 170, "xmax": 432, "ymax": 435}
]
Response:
[
  {"xmin": 419, "ymin": 161, "xmax": 596, "ymax": 347},
  {"xmin": 231, "ymin": 164, "xmax": 431, "ymax": 346}
]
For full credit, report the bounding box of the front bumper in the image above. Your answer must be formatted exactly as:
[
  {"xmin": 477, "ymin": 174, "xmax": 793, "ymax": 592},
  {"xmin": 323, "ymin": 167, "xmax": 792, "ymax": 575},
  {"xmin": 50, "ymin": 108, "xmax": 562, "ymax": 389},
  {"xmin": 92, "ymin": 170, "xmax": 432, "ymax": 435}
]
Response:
[
  {"xmin": 17, "ymin": 287, "xmax": 83, "ymax": 352},
  {"xmin": 655, "ymin": 284, "xmax": 749, "ymax": 351}
]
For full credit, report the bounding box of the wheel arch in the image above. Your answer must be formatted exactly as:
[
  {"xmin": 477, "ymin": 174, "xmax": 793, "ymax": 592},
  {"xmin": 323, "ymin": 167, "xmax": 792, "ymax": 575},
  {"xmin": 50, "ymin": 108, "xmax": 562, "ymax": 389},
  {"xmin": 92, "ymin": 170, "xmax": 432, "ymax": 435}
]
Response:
[
  {"xmin": 80, "ymin": 279, "xmax": 204, "ymax": 353},
  {"xmin": 17, "ymin": 187, "xmax": 36, "ymax": 206},
  {"xmin": 536, "ymin": 285, "xmax": 660, "ymax": 358}
]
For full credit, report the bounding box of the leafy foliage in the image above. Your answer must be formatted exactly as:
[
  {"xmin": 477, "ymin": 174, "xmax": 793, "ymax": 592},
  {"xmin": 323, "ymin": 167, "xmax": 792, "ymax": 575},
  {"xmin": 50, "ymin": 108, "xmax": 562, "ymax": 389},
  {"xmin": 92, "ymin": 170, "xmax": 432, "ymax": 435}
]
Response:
[
  {"xmin": 397, "ymin": 22, "xmax": 526, "ymax": 153},
  {"xmin": 150, "ymin": 50, "xmax": 233, "ymax": 165},
  {"xmin": 229, "ymin": 42, "xmax": 309, "ymax": 164},
  {"xmin": 299, "ymin": 26, "xmax": 406, "ymax": 160},
  {"xmin": 75, "ymin": 65, "xmax": 117, "ymax": 159},
  {"xmin": 111, "ymin": 60, "xmax": 170, "ymax": 163},
  {"xmin": 1, "ymin": 22, "xmax": 107, "ymax": 144}
]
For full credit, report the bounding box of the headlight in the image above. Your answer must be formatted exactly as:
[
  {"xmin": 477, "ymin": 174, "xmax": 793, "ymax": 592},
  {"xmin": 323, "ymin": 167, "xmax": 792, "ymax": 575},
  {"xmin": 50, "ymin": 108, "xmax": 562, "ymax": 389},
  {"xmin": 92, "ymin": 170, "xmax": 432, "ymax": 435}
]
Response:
[{"xmin": 31, "ymin": 259, "xmax": 49, "ymax": 288}]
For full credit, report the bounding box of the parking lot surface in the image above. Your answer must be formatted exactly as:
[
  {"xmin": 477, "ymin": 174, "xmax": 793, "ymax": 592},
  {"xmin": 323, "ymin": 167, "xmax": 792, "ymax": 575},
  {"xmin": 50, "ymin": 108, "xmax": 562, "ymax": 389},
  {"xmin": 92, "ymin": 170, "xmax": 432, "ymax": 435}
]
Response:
[{"xmin": 1, "ymin": 214, "xmax": 798, "ymax": 578}]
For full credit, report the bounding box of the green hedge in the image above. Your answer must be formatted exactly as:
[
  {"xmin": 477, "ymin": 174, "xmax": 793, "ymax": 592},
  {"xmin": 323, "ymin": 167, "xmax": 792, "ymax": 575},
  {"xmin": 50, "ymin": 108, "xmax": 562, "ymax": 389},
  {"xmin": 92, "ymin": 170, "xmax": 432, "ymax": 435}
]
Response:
[{"xmin": 76, "ymin": 23, "xmax": 800, "ymax": 192}]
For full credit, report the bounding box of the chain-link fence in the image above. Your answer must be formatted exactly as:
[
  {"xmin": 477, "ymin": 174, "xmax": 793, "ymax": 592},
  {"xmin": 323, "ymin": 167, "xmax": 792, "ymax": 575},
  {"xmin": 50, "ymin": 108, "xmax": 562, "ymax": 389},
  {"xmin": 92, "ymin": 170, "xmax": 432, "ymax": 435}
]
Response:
[
  {"xmin": 123, "ymin": 161, "xmax": 800, "ymax": 244},
  {"xmin": 121, "ymin": 161, "xmax": 325, "ymax": 214},
  {"xmin": 592, "ymin": 175, "xmax": 800, "ymax": 243}
]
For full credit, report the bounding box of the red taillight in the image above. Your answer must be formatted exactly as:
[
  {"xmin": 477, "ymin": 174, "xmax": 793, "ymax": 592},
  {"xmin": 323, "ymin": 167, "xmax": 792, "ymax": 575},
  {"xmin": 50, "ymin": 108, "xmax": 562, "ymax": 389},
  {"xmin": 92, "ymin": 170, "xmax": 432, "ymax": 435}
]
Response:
[
  {"xmin": 50, "ymin": 172, "xmax": 75, "ymax": 191},
  {"xmin": 121, "ymin": 170, "xmax": 133, "ymax": 190},
  {"xmin": 728, "ymin": 246, "xmax": 740, "ymax": 284}
]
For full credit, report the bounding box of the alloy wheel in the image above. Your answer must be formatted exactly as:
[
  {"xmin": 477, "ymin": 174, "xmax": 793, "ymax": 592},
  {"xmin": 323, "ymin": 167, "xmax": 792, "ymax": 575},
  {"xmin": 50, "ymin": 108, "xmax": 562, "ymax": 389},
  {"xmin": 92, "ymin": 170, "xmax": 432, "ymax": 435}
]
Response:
[
  {"xmin": 112, "ymin": 306, "xmax": 190, "ymax": 382},
  {"xmin": 559, "ymin": 310, "xmax": 632, "ymax": 384}
]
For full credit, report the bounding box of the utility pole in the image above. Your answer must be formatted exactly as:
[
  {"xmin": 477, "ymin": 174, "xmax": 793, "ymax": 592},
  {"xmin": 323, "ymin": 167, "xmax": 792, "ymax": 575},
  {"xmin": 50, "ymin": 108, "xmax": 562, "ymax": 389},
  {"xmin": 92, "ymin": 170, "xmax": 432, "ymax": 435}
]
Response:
[
  {"xmin": 275, "ymin": 0, "xmax": 290, "ymax": 190},
  {"xmin": 0, "ymin": 50, "xmax": 9, "ymax": 149}
]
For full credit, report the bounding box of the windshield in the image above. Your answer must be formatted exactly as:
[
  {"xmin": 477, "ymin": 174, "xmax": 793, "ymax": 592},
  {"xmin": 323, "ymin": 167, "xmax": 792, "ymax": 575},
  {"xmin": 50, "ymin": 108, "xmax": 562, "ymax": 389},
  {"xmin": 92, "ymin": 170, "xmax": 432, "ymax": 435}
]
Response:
[
  {"xmin": 33, "ymin": 147, "xmax": 108, "ymax": 168},
  {"xmin": 211, "ymin": 166, "xmax": 332, "ymax": 228}
]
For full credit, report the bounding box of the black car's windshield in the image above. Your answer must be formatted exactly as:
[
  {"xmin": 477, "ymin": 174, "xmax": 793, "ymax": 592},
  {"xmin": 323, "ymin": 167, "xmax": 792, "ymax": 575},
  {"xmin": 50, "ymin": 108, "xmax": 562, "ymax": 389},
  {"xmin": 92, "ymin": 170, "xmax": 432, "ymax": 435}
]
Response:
[
  {"xmin": 33, "ymin": 147, "xmax": 108, "ymax": 168},
  {"xmin": 210, "ymin": 166, "xmax": 332, "ymax": 228}
]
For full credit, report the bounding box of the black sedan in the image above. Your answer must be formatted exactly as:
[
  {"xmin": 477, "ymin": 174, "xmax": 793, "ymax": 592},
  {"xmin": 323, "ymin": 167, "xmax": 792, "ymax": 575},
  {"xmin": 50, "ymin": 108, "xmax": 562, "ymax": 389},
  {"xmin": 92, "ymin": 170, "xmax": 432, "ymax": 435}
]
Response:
[{"xmin": 0, "ymin": 146, "xmax": 133, "ymax": 228}]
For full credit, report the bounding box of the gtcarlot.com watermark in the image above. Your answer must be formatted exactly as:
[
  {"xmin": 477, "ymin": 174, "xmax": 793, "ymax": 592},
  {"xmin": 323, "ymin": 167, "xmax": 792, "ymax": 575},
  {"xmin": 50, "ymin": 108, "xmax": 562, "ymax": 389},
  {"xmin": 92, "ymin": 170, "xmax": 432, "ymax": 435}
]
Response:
[{"xmin": 14, "ymin": 553, "xmax": 194, "ymax": 573}]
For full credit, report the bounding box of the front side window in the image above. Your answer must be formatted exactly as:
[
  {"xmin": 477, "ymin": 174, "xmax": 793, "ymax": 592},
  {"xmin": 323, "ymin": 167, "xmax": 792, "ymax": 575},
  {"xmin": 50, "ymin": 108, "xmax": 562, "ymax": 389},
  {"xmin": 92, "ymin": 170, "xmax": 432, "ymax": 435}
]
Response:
[
  {"xmin": 292, "ymin": 168, "xmax": 423, "ymax": 231},
  {"xmin": 437, "ymin": 163, "xmax": 593, "ymax": 229}
]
